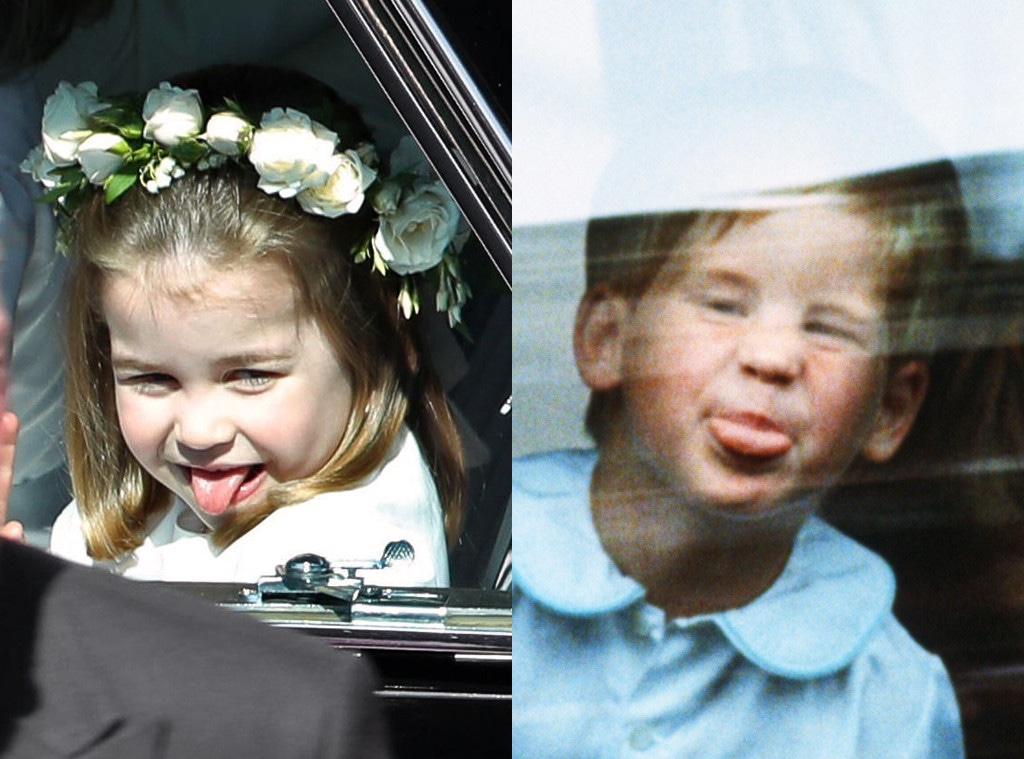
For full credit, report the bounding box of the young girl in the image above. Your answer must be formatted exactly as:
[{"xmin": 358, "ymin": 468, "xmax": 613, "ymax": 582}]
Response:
[{"xmin": 24, "ymin": 65, "xmax": 468, "ymax": 584}]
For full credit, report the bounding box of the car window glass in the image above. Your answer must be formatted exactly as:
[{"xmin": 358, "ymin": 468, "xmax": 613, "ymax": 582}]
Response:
[
  {"xmin": 421, "ymin": 0, "xmax": 510, "ymax": 136},
  {"xmin": 515, "ymin": 2, "xmax": 1024, "ymax": 756}
]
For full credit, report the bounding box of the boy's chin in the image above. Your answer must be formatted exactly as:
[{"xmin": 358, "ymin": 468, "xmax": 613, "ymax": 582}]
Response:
[{"xmin": 693, "ymin": 490, "xmax": 820, "ymax": 526}]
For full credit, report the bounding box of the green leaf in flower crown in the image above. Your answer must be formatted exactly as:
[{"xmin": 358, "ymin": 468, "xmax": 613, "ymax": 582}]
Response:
[
  {"xmin": 117, "ymin": 120, "xmax": 144, "ymax": 140},
  {"xmin": 222, "ymin": 98, "xmax": 247, "ymax": 117},
  {"xmin": 126, "ymin": 143, "xmax": 154, "ymax": 166},
  {"xmin": 91, "ymin": 101, "xmax": 145, "ymax": 140},
  {"xmin": 38, "ymin": 178, "xmax": 84, "ymax": 205},
  {"xmin": 51, "ymin": 163, "xmax": 87, "ymax": 182},
  {"xmin": 170, "ymin": 138, "xmax": 208, "ymax": 165},
  {"xmin": 104, "ymin": 171, "xmax": 138, "ymax": 204}
]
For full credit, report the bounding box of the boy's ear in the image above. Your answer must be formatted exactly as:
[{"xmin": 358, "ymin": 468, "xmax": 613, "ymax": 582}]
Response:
[
  {"xmin": 573, "ymin": 284, "xmax": 629, "ymax": 392},
  {"xmin": 860, "ymin": 359, "xmax": 929, "ymax": 463}
]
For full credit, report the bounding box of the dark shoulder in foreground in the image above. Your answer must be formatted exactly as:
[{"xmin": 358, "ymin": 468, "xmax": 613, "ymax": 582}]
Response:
[{"xmin": 0, "ymin": 539, "xmax": 391, "ymax": 759}]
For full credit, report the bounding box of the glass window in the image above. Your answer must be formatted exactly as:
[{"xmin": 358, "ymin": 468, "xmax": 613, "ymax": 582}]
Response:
[
  {"xmin": 422, "ymin": 0, "xmax": 510, "ymax": 136},
  {"xmin": 515, "ymin": 3, "xmax": 1024, "ymax": 758}
]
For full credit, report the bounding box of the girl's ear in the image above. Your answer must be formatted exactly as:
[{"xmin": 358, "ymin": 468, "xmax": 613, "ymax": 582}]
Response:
[
  {"xmin": 573, "ymin": 284, "xmax": 630, "ymax": 392},
  {"xmin": 860, "ymin": 359, "xmax": 929, "ymax": 463}
]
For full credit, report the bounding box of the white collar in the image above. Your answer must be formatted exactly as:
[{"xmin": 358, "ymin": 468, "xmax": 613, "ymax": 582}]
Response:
[{"xmin": 513, "ymin": 449, "xmax": 896, "ymax": 679}]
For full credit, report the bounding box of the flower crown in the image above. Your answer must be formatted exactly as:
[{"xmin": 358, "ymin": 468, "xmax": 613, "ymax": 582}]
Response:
[{"xmin": 21, "ymin": 81, "xmax": 471, "ymax": 327}]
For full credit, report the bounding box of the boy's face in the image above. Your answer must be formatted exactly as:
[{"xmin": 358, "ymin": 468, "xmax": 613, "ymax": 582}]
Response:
[
  {"xmin": 103, "ymin": 257, "xmax": 355, "ymax": 529},
  {"xmin": 576, "ymin": 205, "xmax": 926, "ymax": 516}
]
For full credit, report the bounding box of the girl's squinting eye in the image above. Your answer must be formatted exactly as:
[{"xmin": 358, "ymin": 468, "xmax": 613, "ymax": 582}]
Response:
[
  {"xmin": 228, "ymin": 369, "xmax": 276, "ymax": 390},
  {"xmin": 115, "ymin": 372, "xmax": 178, "ymax": 394}
]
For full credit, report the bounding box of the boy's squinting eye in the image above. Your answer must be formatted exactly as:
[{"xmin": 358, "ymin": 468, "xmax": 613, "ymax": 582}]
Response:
[
  {"xmin": 687, "ymin": 282, "xmax": 750, "ymax": 317},
  {"xmin": 701, "ymin": 295, "xmax": 746, "ymax": 316},
  {"xmin": 805, "ymin": 319, "xmax": 858, "ymax": 341},
  {"xmin": 803, "ymin": 312, "xmax": 878, "ymax": 348}
]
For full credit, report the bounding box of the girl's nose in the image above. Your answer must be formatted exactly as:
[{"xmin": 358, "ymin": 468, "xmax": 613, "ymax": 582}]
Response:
[
  {"xmin": 736, "ymin": 322, "xmax": 805, "ymax": 383},
  {"xmin": 174, "ymin": 394, "xmax": 235, "ymax": 452}
]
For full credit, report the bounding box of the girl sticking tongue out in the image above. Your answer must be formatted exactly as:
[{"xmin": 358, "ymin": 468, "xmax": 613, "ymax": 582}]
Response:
[
  {"xmin": 190, "ymin": 466, "xmax": 267, "ymax": 519},
  {"xmin": 41, "ymin": 64, "xmax": 470, "ymax": 585}
]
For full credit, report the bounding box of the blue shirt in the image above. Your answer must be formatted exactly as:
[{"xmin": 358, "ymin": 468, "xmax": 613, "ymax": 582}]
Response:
[{"xmin": 513, "ymin": 449, "xmax": 964, "ymax": 759}]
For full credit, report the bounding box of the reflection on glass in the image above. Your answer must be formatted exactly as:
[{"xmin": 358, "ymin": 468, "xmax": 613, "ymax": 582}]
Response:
[
  {"xmin": 514, "ymin": 159, "xmax": 983, "ymax": 756},
  {"xmin": 513, "ymin": 3, "xmax": 1024, "ymax": 757}
]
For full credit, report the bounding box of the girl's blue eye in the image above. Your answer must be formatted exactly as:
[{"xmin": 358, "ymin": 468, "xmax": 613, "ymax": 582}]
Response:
[
  {"xmin": 230, "ymin": 370, "xmax": 274, "ymax": 389},
  {"xmin": 116, "ymin": 373, "xmax": 177, "ymax": 393}
]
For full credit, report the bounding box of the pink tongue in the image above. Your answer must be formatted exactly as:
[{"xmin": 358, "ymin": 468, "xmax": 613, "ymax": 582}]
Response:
[
  {"xmin": 709, "ymin": 417, "xmax": 792, "ymax": 458},
  {"xmin": 190, "ymin": 467, "xmax": 250, "ymax": 515}
]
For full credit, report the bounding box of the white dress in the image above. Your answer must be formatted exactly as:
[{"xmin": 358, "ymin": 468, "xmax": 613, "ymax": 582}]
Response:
[{"xmin": 49, "ymin": 426, "xmax": 449, "ymax": 586}]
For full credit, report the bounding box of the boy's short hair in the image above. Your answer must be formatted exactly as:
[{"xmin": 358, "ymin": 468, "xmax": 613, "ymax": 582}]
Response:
[{"xmin": 582, "ymin": 159, "xmax": 971, "ymax": 445}]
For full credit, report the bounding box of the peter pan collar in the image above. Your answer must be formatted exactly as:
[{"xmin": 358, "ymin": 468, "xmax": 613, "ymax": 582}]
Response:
[{"xmin": 513, "ymin": 449, "xmax": 896, "ymax": 680}]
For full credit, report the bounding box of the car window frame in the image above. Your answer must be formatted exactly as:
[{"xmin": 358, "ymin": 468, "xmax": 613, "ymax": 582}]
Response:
[{"xmin": 323, "ymin": 0, "xmax": 511, "ymax": 288}]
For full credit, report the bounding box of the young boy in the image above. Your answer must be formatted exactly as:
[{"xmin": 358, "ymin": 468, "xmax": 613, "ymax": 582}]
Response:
[{"xmin": 513, "ymin": 161, "xmax": 967, "ymax": 758}]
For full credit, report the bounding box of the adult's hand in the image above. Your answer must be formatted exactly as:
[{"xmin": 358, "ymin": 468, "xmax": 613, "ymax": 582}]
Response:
[{"xmin": 0, "ymin": 411, "xmax": 23, "ymax": 541}]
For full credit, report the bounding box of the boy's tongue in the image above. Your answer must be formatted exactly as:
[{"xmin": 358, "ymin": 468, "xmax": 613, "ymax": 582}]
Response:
[
  {"xmin": 190, "ymin": 467, "xmax": 251, "ymax": 515},
  {"xmin": 709, "ymin": 416, "xmax": 793, "ymax": 458}
]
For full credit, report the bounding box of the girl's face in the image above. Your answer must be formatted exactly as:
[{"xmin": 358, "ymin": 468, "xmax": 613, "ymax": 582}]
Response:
[
  {"xmin": 579, "ymin": 205, "xmax": 926, "ymax": 518},
  {"xmin": 103, "ymin": 257, "xmax": 354, "ymax": 528}
]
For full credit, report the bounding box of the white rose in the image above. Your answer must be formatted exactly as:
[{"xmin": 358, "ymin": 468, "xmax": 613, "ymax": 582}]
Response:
[
  {"xmin": 204, "ymin": 112, "xmax": 252, "ymax": 156},
  {"xmin": 77, "ymin": 132, "xmax": 129, "ymax": 183},
  {"xmin": 296, "ymin": 149, "xmax": 377, "ymax": 217},
  {"xmin": 249, "ymin": 108, "xmax": 337, "ymax": 198},
  {"xmin": 142, "ymin": 82, "xmax": 203, "ymax": 147},
  {"xmin": 373, "ymin": 181, "xmax": 460, "ymax": 274},
  {"xmin": 20, "ymin": 145, "xmax": 61, "ymax": 189},
  {"xmin": 41, "ymin": 81, "xmax": 104, "ymax": 166}
]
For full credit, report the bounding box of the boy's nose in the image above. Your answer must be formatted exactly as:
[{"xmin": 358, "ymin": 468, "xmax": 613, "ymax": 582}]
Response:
[{"xmin": 736, "ymin": 323, "xmax": 805, "ymax": 383}]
